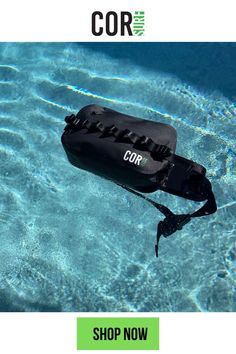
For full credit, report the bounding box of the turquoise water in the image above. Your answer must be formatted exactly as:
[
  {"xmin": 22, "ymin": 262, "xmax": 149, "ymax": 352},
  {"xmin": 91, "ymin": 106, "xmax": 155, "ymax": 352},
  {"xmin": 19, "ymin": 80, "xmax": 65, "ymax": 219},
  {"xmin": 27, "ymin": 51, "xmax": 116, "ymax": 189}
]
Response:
[{"xmin": 0, "ymin": 43, "xmax": 236, "ymax": 311}]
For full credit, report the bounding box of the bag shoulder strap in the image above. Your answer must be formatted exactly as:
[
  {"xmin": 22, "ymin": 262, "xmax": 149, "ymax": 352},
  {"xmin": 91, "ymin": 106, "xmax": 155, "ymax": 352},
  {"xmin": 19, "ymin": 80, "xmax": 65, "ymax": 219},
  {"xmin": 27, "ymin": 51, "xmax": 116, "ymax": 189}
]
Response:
[{"xmin": 121, "ymin": 180, "xmax": 216, "ymax": 257}]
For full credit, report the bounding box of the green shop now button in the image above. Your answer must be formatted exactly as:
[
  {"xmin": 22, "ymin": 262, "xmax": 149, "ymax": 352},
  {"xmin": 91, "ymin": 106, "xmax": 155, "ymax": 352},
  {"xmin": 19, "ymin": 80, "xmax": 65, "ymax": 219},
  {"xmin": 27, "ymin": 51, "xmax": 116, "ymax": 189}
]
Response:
[{"xmin": 77, "ymin": 317, "xmax": 159, "ymax": 350}]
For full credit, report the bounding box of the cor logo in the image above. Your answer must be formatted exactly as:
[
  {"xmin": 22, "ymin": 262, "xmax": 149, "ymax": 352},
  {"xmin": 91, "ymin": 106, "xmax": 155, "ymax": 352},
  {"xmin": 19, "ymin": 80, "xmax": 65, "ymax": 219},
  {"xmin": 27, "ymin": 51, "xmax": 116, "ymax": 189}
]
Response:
[
  {"xmin": 92, "ymin": 11, "xmax": 145, "ymax": 36},
  {"xmin": 123, "ymin": 150, "xmax": 148, "ymax": 167}
]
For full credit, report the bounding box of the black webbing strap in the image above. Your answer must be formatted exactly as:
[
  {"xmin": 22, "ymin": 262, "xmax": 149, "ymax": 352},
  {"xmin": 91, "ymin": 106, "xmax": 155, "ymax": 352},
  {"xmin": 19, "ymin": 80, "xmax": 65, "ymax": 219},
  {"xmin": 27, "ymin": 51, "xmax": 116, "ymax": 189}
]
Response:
[{"xmin": 121, "ymin": 184, "xmax": 216, "ymax": 257}]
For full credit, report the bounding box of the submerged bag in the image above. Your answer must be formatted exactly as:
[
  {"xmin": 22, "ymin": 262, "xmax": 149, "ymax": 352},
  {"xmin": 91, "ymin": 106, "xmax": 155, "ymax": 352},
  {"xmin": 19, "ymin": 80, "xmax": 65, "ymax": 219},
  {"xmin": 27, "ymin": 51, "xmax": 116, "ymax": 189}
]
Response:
[{"xmin": 61, "ymin": 104, "xmax": 217, "ymax": 256}]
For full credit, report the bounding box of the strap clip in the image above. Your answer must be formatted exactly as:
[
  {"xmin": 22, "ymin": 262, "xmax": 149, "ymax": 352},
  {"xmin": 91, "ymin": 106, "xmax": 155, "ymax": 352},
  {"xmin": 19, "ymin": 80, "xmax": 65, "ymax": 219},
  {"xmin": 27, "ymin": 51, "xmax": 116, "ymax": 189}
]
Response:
[{"xmin": 155, "ymin": 214, "xmax": 191, "ymax": 257}]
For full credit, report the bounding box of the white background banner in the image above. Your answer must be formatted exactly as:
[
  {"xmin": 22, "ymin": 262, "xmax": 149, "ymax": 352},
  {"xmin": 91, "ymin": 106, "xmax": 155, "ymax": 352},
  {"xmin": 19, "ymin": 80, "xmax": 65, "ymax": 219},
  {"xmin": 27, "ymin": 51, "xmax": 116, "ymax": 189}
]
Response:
[
  {"xmin": 0, "ymin": 0, "xmax": 235, "ymax": 41},
  {"xmin": 0, "ymin": 313, "xmax": 235, "ymax": 353}
]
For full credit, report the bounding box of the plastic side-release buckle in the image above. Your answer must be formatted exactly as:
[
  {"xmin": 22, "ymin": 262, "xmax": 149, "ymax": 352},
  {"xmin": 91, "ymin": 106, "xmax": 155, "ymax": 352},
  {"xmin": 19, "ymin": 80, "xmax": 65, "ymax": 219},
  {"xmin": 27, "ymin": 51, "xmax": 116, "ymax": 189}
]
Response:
[{"xmin": 155, "ymin": 214, "xmax": 191, "ymax": 257}]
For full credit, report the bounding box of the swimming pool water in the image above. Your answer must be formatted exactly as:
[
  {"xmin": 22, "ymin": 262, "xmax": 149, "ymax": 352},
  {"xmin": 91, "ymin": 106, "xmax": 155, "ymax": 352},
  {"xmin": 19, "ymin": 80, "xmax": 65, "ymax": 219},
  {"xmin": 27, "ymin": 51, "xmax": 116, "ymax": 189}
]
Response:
[{"xmin": 0, "ymin": 42, "xmax": 236, "ymax": 311}]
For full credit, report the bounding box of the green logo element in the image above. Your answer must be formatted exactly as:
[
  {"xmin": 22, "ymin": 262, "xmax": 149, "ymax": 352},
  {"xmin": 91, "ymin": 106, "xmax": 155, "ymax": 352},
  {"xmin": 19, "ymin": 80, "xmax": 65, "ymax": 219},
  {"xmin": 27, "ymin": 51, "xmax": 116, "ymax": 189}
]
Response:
[
  {"xmin": 77, "ymin": 317, "xmax": 159, "ymax": 350},
  {"xmin": 133, "ymin": 11, "xmax": 145, "ymax": 36},
  {"xmin": 140, "ymin": 157, "xmax": 148, "ymax": 167}
]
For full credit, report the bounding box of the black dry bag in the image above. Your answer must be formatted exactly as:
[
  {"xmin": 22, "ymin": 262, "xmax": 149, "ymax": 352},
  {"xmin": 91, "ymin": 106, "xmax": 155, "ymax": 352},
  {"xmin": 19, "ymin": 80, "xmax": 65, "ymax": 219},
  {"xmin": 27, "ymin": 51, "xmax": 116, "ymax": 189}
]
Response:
[{"xmin": 61, "ymin": 104, "xmax": 217, "ymax": 256}]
